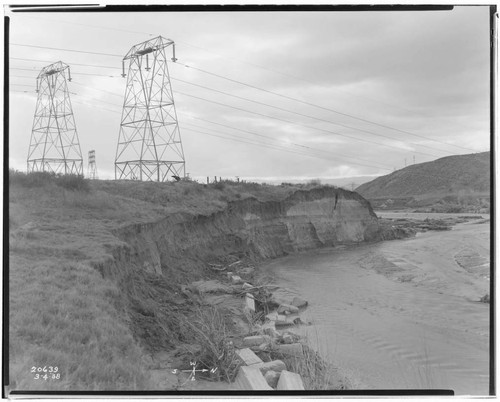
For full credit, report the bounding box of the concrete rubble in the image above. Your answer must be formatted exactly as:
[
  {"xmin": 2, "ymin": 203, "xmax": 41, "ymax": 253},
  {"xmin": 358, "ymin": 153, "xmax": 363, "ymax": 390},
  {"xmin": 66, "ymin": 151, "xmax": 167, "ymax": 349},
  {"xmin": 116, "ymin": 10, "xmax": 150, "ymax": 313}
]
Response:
[
  {"xmin": 231, "ymin": 275, "xmax": 310, "ymax": 391},
  {"xmin": 277, "ymin": 370, "xmax": 305, "ymax": 390},
  {"xmin": 234, "ymin": 366, "xmax": 272, "ymax": 390},
  {"xmin": 242, "ymin": 335, "xmax": 271, "ymax": 347},
  {"xmin": 264, "ymin": 370, "xmax": 280, "ymax": 388},
  {"xmin": 190, "ymin": 262, "xmax": 311, "ymax": 391},
  {"xmin": 231, "ymin": 275, "xmax": 244, "ymax": 285}
]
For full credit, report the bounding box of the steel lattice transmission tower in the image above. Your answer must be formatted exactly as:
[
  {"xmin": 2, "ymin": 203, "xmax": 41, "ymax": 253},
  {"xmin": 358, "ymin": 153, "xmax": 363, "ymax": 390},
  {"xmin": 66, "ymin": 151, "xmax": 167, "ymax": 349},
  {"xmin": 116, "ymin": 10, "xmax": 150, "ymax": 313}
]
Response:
[
  {"xmin": 27, "ymin": 61, "xmax": 83, "ymax": 175},
  {"xmin": 87, "ymin": 150, "xmax": 98, "ymax": 179},
  {"xmin": 115, "ymin": 36, "xmax": 185, "ymax": 181}
]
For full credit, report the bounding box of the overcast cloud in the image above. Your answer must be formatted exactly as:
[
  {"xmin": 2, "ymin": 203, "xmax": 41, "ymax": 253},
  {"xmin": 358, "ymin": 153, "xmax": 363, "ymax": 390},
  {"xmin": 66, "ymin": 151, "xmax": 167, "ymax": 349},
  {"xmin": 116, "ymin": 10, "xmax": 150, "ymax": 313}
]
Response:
[{"xmin": 6, "ymin": 6, "xmax": 491, "ymax": 183}]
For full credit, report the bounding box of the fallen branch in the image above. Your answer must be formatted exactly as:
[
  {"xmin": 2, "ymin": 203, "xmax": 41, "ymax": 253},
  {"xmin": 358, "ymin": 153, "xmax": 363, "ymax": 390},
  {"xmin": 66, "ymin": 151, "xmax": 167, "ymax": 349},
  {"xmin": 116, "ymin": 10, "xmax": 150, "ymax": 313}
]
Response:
[{"xmin": 208, "ymin": 263, "xmax": 226, "ymax": 271}]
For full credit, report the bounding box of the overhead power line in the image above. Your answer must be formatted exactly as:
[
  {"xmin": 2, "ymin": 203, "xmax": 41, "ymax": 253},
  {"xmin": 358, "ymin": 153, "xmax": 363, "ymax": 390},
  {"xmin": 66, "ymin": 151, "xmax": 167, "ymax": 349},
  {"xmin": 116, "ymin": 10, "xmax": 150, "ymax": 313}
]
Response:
[
  {"xmin": 179, "ymin": 113, "xmax": 394, "ymax": 170},
  {"xmin": 175, "ymin": 90, "xmax": 442, "ymax": 158},
  {"xmin": 71, "ymin": 81, "xmax": 124, "ymax": 98},
  {"xmin": 173, "ymin": 61, "xmax": 476, "ymax": 153},
  {"xmin": 172, "ymin": 76, "xmax": 454, "ymax": 157},
  {"xmin": 13, "ymin": 14, "xmax": 437, "ymax": 120},
  {"xmin": 11, "ymin": 43, "xmax": 476, "ymax": 154},
  {"xmin": 11, "ymin": 43, "xmax": 122, "ymax": 58},
  {"xmin": 11, "ymin": 57, "xmax": 119, "ymax": 70},
  {"xmin": 181, "ymin": 125, "xmax": 391, "ymax": 172},
  {"xmin": 10, "ymin": 59, "xmax": 443, "ymax": 160}
]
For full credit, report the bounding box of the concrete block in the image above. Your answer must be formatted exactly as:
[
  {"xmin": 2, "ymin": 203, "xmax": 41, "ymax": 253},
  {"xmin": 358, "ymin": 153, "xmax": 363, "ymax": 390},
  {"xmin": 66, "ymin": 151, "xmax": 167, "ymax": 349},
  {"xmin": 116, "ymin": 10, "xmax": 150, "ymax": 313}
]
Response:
[
  {"xmin": 234, "ymin": 365, "xmax": 272, "ymax": 390},
  {"xmin": 231, "ymin": 275, "xmax": 243, "ymax": 284},
  {"xmin": 235, "ymin": 348, "xmax": 263, "ymax": 366},
  {"xmin": 245, "ymin": 293, "xmax": 256, "ymax": 312},
  {"xmin": 277, "ymin": 370, "xmax": 305, "ymax": 390},
  {"xmin": 275, "ymin": 343, "xmax": 304, "ymax": 358},
  {"xmin": 291, "ymin": 296, "xmax": 308, "ymax": 308},
  {"xmin": 253, "ymin": 359, "xmax": 286, "ymax": 375},
  {"xmin": 264, "ymin": 370, "xmax": 280, "ymax": 388},
  {"xmin": 262, "ymin": 321, "xmax": 278, "ymax": 338},
  {"xmin": 242, "ymin": 335, "xmax": 271, "ymax": 347},
  {"xmin": 265, "ymin": 311, "xmax": 278, "ymax": 321},
  {"xmin": 275, "ymin": 314, "xmax": 293, "ymax": 327},
  {"xmin": 282, "ymin": 333, "xmax": 294, "ymax": 344},
  {"xmin": 277, "ymin": 304, "xmax": 299, "ymax": 314},
  {"xmin": 242, "ymin": 282, "xmax": 253, "ymax": 290}
]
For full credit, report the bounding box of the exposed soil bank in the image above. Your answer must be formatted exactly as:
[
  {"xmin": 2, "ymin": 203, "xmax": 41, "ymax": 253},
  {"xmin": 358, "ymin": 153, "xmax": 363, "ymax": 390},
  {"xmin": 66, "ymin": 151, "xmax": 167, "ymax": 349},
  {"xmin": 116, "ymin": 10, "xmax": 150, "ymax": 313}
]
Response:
[{"xmin": 95, "ymin": 187, "xmax": 409, "ymax": 365}]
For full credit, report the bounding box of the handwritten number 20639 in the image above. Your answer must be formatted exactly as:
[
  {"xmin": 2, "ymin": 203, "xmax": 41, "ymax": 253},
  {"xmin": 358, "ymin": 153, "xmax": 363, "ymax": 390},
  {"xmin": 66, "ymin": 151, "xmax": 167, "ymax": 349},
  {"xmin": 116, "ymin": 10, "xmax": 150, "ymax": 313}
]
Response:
[{"xmin": 31, "ymin": 366, "xmax": 59, "ymax": 373}]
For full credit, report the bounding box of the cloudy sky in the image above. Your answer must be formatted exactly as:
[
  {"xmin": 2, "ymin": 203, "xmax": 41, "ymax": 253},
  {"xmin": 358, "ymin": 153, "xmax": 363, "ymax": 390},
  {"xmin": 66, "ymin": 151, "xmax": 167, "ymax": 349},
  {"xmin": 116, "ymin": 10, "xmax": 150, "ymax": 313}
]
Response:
[{"xmin": 6, "ymin": 5, "xmax": 491, "ymax": 183}]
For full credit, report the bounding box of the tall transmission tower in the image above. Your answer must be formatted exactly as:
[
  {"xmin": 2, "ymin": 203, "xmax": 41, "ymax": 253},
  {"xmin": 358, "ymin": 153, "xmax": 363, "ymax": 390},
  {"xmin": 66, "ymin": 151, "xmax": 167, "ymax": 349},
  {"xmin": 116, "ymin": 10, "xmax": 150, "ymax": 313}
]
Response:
[
  {"xmin": 27, "ymin": 61, "xmax": 83, "ymax": 175},
  {"xmin": 115, "ymin": 36, "xmax": 185, "ymax": 181},
  {"xmin": 87, "ymin": 150, "xmax": 98, "ymax": 179}
]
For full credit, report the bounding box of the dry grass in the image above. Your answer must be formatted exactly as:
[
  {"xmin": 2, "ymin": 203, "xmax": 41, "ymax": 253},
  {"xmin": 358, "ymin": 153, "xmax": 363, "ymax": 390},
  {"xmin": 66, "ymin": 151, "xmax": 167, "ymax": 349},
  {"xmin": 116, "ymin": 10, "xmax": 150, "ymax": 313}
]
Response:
[
  {"xmin": 9, "ymin": 254, "xmax": 149, "ymax": 390},
  {"xmin": 271, "ymin": 343, "xmax": 348, "ymax": 390},
  {"xmin": 182, "ymin": 307, "xmax": 241, "ymax": 382},
  {"xmin": 8, "ymin": 172, "xmax": 153, "ymax": 391}
]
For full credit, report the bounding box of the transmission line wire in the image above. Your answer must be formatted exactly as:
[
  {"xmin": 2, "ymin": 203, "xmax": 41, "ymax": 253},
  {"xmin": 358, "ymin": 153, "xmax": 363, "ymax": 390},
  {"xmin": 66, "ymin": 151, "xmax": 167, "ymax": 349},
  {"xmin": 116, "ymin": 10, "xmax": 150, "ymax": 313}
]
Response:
[
  {"xmin": 175, "ymin": 90, "xmax": 442, "ymax": 158},
  {"xmin": 179, "ymin": 113, "xmax": 394, "ymax": 170},
  {"xmin": 10, "ymin": 60, "xmax": 449, "ymax": 157},
  {"xmin": 183, "ymin": 121, "xmax": 392, "ymax": 171},
  {"xmin": 173, "ymin": 61, "xmax": 476, "ymax": 153},
  {"xmin": 172, "ymin": 76, "xmax": 453, "ymax": 157},
  {"xmin": 11, "ymin": 43, "xmax": 476, "ymax": 153},
  {"xmin": 71, "ymin": 81, "xmax": 124, "ymax": 98},
  {"xmin": 11, "ymin": 57, "xmax": 119, "ymax": 70},
  {"xmin": 181, "ymin": 125, "xmax": 392, "ymax": 172},
  {"xmin": 12, "ymin": 14, "xmax": 443, "ymax": 119},
  {"xmin": 11, "ymin": 43, "xmax": 122, "ymax": 57}
]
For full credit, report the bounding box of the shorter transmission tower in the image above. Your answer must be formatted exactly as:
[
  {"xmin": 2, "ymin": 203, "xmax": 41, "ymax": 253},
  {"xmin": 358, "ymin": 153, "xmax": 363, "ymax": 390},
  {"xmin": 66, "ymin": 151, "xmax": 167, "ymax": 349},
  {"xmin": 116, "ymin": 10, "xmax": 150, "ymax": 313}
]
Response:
[
  {"xmin": 87, "ymin": 150, "xmax": 98, "ymax": 179},
  {"xmin": 27, "ymin": 61, "xmax": 83, "ymax": 175},
  {"xmin": 115, "ymin": 36, "xmax": 185, "ymax": 181}
]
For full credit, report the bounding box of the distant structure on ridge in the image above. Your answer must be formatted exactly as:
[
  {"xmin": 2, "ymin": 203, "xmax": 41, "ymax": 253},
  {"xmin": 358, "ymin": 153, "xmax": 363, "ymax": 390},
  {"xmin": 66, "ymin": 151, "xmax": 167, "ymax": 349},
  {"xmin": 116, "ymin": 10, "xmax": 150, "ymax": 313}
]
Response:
[
  {"xmin": 87, "ymin": 150, "xmax": 98, "ymax": 179},
  {"xmin": 115, "ymin": 36, "xmax": 185, "ymax": 181},
  {"xmin": 27, "ymin": 61, "xmax": 83, "ymax": 175}
]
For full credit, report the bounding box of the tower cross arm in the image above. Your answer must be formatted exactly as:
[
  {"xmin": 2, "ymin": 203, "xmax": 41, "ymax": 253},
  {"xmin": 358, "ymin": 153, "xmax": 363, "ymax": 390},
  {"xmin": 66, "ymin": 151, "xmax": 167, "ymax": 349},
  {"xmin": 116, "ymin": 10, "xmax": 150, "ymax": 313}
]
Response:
[
  {"xmin": 123, "ymin": 36, "xmax": 175, "ymax": 61},
  {"xmin": 37, "ymin": 61, "xmax": 70, "ymax": 79}
]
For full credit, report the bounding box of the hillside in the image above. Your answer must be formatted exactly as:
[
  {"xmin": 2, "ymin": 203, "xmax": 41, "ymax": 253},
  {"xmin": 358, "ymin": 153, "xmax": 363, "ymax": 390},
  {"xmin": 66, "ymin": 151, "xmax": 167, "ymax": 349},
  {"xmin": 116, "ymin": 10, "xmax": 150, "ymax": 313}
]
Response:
[{"xmin": 356, "ymin": 152, "xmax": 490, "ymax": 212}]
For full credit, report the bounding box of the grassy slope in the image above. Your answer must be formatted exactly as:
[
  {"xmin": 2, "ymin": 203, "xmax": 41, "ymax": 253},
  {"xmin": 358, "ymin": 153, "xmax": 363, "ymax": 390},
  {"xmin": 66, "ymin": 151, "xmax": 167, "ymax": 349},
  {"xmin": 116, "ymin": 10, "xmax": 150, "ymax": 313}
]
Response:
[
  {"xmin": 356, "ymin": 152, "xmax": 490, "ymax": 199},
  {"xmin": 8, "ymin": 173, "xmax": 314, "ymax": 391}
]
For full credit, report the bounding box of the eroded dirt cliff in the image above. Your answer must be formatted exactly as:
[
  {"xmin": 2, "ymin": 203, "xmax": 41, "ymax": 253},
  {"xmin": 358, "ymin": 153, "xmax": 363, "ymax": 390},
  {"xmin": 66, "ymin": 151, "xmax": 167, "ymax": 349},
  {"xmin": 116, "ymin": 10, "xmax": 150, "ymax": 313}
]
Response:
[
  {"xmin": 113, "ymin": 187, "xmax": 384, "ymax": 274},
  {"xmin": 95, "ymin": 186, "xmax": 392, "ymax": 353}
]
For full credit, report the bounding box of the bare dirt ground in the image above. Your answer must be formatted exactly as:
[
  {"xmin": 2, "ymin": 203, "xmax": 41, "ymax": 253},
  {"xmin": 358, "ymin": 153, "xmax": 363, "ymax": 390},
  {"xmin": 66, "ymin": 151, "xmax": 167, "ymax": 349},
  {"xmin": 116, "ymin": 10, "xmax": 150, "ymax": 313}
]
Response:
[{"xmin": 262, "ymin": 213, "xmax": 490, "ymax": 395}]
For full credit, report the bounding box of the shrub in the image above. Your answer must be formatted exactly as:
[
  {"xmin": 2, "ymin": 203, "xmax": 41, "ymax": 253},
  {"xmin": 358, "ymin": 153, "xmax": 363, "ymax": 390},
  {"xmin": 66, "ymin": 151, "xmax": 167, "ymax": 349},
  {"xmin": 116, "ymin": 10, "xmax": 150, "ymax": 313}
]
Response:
[
  {"xmin": 9, "ymin": 170, "xmax": 55, "ymax": 187},
  {"xmin": 307, "ymin": 179, "xmax": 322, "ymax": 186},
  {"xmin": 9, "ymin": 170, "xmax": 89, "ymax": 192},
  {"xmin": 56, "ymin": 174, "xmax": 89, "ymax": 192},
  {"xmin": 271, "ymin": 343, "xmax": 347, "ymax": 390},
  {"xmin": 182, "ymin": 307, "xmax": 240, "ymax": 382},
  {"xmin": 213, "ymin": 182, "xmax": 226, "ymax": 191}
]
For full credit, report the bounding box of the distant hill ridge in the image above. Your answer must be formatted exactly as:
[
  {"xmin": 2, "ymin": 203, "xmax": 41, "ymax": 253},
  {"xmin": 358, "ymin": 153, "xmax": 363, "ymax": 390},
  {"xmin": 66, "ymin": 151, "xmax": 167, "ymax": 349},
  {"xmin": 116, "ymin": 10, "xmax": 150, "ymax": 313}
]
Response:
[{"xmin": 356, "ymin": 152, "xmax": 490, "ymax": 199}]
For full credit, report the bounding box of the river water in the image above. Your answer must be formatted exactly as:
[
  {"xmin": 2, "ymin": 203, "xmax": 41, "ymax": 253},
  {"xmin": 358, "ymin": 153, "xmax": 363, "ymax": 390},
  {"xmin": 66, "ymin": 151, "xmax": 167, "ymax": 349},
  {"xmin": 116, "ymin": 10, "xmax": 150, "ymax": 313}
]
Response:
[{"xmin": 262, "ymin": 213, "xmax": 490, "ymax": 395}]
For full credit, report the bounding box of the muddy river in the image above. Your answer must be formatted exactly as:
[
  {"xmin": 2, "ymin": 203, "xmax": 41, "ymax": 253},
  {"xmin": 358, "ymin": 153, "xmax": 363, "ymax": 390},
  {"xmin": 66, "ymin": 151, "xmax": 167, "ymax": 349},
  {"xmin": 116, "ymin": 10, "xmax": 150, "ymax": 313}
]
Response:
[{"xmin": 263, "ymin": 213, "xmax": 490, "ymax": 395}]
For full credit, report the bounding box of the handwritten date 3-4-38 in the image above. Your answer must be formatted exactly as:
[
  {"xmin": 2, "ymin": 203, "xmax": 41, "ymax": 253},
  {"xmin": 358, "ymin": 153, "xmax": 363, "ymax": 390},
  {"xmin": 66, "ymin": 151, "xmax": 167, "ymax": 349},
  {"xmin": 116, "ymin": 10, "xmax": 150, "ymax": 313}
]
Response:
[{"xmin": 31, "ymin": 366, "xmax": 60, "ymax": 380}]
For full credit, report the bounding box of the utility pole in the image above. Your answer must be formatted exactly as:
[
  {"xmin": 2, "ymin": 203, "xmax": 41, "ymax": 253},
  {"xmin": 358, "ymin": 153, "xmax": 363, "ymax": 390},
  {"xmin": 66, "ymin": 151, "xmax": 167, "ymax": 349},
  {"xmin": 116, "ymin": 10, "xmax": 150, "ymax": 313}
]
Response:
[
  {"xmin": 115, "ymin": 36, "xmax": 185, "ymax": 181},
  {"xmin": 27, "ymin": 61, "xmax": 83, "ymax": 175}
]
